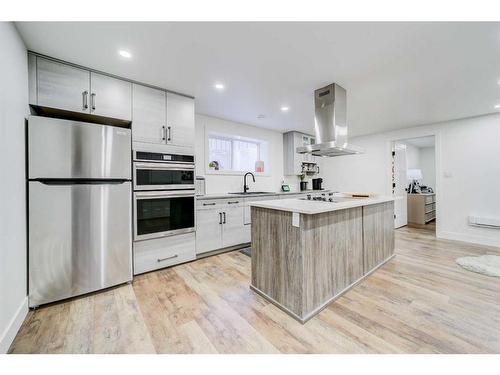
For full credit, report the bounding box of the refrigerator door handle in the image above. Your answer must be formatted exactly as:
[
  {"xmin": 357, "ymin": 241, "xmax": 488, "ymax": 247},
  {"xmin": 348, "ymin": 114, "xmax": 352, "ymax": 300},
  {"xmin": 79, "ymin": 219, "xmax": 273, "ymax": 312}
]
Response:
[{"xmin": 34, "ymin": 179, "xmax": 129, "ymax": 185}]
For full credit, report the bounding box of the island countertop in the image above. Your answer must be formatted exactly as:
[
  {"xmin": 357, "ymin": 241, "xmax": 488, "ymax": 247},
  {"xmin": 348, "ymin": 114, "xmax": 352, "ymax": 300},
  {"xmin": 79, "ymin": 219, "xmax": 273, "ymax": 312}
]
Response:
[{"xmin": 248, "ymin": 195, "xmax": 394, "ymax": 215}]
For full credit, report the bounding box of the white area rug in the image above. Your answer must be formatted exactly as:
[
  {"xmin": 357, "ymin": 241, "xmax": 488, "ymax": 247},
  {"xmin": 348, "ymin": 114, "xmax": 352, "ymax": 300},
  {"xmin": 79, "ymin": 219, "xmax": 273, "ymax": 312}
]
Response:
[{"xmin": 456, "ymin": 255, "xmax": 500, "ymax": 277}]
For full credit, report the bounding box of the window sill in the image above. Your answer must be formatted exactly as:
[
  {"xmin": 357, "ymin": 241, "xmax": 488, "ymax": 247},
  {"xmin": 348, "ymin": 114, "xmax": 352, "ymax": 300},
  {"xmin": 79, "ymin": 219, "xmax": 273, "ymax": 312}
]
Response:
[{"xmin": 204, "ymin": 169, "xmax": 270, "ymax": 177}]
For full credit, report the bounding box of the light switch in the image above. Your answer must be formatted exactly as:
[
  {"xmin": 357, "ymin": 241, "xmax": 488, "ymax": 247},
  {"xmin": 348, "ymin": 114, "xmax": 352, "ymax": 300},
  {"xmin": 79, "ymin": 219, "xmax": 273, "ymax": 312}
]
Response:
[
  {"xmin": 292, "ymin": 212, "xmax": 300, "ymax": 227},
  {"xmin": 443, "ymin": 171, "xmax": 453, "ymax": 178}
]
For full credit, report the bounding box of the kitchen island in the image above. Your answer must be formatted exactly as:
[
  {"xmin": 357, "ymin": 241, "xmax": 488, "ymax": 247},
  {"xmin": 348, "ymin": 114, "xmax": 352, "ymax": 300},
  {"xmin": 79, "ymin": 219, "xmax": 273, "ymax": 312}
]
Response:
[{"xmin": 249, "ymin": 196, "xmax": 394, "ymax": 323}]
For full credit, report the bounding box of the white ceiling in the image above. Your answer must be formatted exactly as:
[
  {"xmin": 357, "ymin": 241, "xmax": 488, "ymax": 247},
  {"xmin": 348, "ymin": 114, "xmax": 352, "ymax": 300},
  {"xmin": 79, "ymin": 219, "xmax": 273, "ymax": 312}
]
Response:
[{"xmin": 15, "ymin": 22, "xmax": 500, "ymax": 136}]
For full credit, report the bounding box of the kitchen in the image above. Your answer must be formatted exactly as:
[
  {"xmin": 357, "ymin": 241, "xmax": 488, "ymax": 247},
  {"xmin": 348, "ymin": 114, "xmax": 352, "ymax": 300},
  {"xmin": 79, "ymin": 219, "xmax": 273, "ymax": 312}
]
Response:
[{"xmin": 2, "ymin": 14, "xmax": 500, "ymax": 369}]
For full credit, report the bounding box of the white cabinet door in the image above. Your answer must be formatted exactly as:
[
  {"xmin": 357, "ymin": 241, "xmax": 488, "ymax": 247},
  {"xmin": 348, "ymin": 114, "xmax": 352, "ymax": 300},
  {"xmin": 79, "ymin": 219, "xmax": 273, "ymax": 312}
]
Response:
[
  {"xmin": 90, "ymin": 72, "xmax": 132, "ymax": 120},
  {"xmin": 36, "ymin": 57, "xmax": 91, "ymax": 114},
  {"xmin": 166, "ymin": 92, "xmax": 195, "ymax": 149},
  {"xmin": 222, "ymin": 205, "xmax": 249, "ymax": 248},
  {"xmin": 196, "ymin": 208, "xmax": 223, "ymax": 254},
  {"xmin": 132, "ymin": 84, "xmax": 167, "ymax": 144}
]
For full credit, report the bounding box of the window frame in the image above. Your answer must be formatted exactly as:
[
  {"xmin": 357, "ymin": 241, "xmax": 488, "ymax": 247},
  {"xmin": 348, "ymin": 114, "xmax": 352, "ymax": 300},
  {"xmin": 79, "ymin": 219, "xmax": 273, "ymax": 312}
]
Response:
[{"xmin": 205, "ymin": 132, "xmax": 269, "ymax": 176}]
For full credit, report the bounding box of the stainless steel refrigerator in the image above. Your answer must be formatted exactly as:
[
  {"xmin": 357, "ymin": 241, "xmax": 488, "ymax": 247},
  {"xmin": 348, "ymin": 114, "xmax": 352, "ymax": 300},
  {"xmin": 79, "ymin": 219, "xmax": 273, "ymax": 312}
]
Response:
[{"xmin": 28, "ymin": 116, "xmax": 132, "ymax": 307}]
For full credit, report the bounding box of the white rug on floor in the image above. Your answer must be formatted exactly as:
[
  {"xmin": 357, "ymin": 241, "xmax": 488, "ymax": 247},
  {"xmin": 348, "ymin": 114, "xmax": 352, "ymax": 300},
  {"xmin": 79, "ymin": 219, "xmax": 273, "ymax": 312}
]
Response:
[{"xmin": 456, "ymin": 255, "xmax": 500, "ymax": 277}]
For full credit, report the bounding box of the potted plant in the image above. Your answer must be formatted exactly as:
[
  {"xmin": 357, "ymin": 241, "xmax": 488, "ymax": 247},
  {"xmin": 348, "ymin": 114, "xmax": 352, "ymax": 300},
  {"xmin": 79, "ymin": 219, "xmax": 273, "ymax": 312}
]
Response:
[{"xmin": 298, "ymin": 173, "xmax": 308, "ymax": 191}]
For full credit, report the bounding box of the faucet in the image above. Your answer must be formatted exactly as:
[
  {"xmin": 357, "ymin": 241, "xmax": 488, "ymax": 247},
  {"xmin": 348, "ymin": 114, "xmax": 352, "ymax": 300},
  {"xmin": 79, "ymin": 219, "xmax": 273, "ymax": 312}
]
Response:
[{"xmin": 243, "ymin": 172, "xmax": 255, "ymax": 193}]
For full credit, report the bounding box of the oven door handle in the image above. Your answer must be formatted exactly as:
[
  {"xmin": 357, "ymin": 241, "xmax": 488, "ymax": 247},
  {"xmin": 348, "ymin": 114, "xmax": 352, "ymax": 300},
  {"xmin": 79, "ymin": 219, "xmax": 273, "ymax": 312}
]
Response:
[
  {"xmin": 135, "ymin": 191, "xmax": 195, "ymax": 199},
  {"xmin": 134, "ymin": 162, "xmax": 195, "ymax": 170}
]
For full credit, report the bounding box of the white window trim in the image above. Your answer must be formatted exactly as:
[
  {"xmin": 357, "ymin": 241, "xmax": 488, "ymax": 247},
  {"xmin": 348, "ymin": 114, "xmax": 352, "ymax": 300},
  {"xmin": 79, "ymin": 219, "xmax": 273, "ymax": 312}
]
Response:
[{"xmin": 205, "ymin": 131, "xmax": 270, "ymax": 176}]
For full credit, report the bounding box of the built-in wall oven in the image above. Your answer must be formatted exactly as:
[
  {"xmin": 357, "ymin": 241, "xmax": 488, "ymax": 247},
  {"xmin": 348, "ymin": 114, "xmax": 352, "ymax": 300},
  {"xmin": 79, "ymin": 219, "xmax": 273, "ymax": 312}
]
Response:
[
  {"xmin": 134, "ymin": 190, "xmax": 195, "ymax": 241},
  {"xmin": 133, "ymin": 150, "xmax": 196, "ymax": 241}
]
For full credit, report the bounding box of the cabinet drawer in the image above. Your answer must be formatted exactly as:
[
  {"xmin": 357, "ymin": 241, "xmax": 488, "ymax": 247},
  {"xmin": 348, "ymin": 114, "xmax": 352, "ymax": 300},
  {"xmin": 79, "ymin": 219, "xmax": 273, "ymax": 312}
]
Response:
[
  {"xmin": 425, "ymin": 202, "xmax": 435, "ymax": 213},
  {"xmin": 424, "ymin": 195, "xmax": 434, "ymax": 204},
  {"xmin": 196, "ymin": 198, "xmax": 243, "ymax": 210},
  {"xmin": 425, "ymin": 211, "xmax": 436, "ymax": 222},
  {"xmin": 133, "ymin": 233, "xmax": 195, "ymax": 275},
  {"xmin": 243, "ymin": 195, "xmax": 278, "ymax": 224}
]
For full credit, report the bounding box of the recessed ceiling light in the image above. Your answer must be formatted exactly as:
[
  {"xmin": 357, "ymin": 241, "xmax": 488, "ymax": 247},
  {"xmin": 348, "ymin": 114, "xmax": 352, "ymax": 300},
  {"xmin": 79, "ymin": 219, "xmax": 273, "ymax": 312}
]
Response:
[
  {"xmin": 495, "ymin": 104, "xmax": 500, "ymax": 109},
  {"xmin": 118, "ymin": 50, "xmax": 132, "ymax": 58},
  {"xmin": 214, "ymin": 83, "xmax": 225, "ymax": 90},
  {"xmin": 281, "ymin": 106, "xmax": 289, "ymax": 112}
]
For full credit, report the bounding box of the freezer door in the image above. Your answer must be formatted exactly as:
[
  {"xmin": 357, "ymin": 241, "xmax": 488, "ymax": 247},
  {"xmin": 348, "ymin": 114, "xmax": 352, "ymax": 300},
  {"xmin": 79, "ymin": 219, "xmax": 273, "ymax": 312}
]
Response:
[
  {"xmin": 28, "ymin": 116, "xmax": 131, "ymax": 179},
  {"xmin": 28, "ymin": 181, "xmax": 132, "ymax": 307}
]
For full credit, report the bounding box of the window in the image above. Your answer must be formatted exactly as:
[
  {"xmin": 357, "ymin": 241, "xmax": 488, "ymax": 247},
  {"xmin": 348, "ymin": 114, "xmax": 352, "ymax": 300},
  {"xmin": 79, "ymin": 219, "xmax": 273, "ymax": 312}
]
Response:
[{"xmin": 207, "ymin": 133, "xmax": 268, "ymax": 174}]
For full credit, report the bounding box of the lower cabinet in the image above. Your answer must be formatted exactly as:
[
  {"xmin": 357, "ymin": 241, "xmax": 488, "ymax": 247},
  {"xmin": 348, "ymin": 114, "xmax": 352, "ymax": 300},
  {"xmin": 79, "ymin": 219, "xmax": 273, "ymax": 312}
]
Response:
[
  {"xmin": 133, "ymin": 232, "xmax": 196, "ymax": 275},
  {"xmin": 196, "ymin": 199, "xmax": 249, "ymax": 254}
]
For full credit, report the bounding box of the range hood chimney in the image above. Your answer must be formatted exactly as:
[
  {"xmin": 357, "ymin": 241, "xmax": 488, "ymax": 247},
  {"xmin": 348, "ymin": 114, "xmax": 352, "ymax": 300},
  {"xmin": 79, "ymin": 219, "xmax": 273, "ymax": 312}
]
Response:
[{"xmin": 297, "ymin": 83, "xmax": 363, "ymax": 157}]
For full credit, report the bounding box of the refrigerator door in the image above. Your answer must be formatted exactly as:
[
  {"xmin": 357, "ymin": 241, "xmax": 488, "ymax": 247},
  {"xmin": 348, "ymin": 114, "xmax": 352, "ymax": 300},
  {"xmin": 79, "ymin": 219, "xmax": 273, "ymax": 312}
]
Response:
[
  {"xmin": 28, "ymin": 181, "xmax": 132, "ymax": 307},
  {"xmin": 28, "ymin": 116, "xmax": 131, "ymax": 180}
]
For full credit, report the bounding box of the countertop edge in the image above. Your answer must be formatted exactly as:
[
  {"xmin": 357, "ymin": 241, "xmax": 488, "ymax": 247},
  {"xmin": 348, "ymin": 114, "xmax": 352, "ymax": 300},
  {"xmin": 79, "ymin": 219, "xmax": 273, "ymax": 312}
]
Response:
[{"xmin": 249, "ymin": 196, "xmax": 395, "ymax": 214}]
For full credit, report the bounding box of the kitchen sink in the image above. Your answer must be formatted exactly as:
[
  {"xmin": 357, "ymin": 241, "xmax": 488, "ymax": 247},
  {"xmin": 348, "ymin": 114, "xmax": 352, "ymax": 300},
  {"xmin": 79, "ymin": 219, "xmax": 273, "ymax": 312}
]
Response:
[{"xmin": 228, "ymin": 191, "xmax": 274, "ymax": 195}]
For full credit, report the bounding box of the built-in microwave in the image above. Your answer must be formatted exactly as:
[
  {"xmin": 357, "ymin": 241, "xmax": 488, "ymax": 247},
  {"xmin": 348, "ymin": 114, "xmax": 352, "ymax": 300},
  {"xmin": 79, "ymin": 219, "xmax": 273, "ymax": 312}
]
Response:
[
  {"xmin": 133, "ymin": 190, "xmax": 195, "ymax": 241},
  {"xmin": 133, "ymin": 150, "xmax": 195, "ymax": 191},
  {"xmin": 134, "ymin": 162, "xmax": 195, "ymax": 191}
]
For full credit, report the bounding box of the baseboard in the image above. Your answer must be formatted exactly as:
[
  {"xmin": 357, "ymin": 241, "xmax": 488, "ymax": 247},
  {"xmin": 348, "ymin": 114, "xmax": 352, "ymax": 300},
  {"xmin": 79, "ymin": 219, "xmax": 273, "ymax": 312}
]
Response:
[
  {"xmin": 437, "ymin": 230, "xmax": 500, "ymax": 248},
  {"xmin": 0, "ymin": 297, "xmax": 28, "ymax": 354}
]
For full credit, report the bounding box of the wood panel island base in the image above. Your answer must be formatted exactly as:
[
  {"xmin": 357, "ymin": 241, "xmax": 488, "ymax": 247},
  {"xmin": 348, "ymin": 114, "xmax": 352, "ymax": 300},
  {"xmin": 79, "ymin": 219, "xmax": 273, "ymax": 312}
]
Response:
[{"xmin": 249, "ymin": 197, "xmax": 395, "ymax": 323}]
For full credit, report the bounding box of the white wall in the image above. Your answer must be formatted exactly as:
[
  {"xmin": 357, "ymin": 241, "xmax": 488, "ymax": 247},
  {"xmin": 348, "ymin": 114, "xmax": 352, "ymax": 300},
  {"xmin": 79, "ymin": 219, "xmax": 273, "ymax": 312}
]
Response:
[
  {"xmin": 404, "ymin": 143, "xmax": 420, "ymax": 170},
  {"xmin": 0, "ymin": 22, "xmax": 28, "ymax": 353},
  {"xmin": 419, "ymin": 146, "xmax": 436, "ymax": 189},
  {"xmin": 195, "ymin": 114, "xmax": 284, "ymax": 194},
  {"xmin": 321, "ymin": 113, "xmax": 500, "ymax": 247}
]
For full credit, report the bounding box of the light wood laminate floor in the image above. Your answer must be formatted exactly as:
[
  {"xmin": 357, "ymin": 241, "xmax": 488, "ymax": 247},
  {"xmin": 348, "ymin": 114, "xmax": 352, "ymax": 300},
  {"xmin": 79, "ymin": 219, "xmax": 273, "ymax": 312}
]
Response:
[{"xmin": 9, "ymin": 226, "xmax": 500, "ymax": 354}]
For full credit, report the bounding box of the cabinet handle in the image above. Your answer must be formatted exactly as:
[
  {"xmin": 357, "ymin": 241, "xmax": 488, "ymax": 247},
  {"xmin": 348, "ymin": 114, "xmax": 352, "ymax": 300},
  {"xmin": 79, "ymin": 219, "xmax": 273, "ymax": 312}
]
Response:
[
  {"xmin": 219, "ymin": 212, "xmax": 222, "ymax": 224},
  {"xmin": 203, "ymin": 202, "xmax": 216, "ymax": 206},
  {"xmin": 82, "ymin": 91, "xmax": 88, "ymax": 110},
  {"xmin": 167, "ymin": 126, "xmax": 171, "ymax": 142},
  {"xmin": 157, "ymin": 254, "xmax": 178, "ymax": 263},
  {"xmin": 161, "ymin": 126, "xmax": 166, "ymax": 141},
  {"xmin": 90, "ymin": 93, "xmax": 96, "ymax": 112},
  {"xmin": 227, "ymin": 201, "xmax": 239, "ymax": 204},
  {"xmin": 223, "ymin": 212, "xmax": 226, "ymax": 224}
]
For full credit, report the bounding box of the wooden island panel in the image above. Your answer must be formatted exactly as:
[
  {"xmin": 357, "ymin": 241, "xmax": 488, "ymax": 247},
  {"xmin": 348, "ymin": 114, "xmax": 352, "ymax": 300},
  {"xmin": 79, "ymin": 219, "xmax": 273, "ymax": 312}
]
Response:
[
  {"xmin": 250, "ymin": 207, "xmax": 304, "ymax": 316},
  {"xmin": 301, "ymin": 207, "xmax": 363, "ymax": 316},
  {"xmin": 363, "ymin": 201, "xmax": 395, "ymax": 271}
]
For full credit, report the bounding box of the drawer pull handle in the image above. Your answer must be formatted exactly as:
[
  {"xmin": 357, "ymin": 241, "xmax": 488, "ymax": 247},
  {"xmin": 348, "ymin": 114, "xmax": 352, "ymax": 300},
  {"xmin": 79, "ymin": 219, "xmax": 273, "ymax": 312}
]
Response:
[
  {"xmin": 203, "ymin": 202, "xmax": 216, "ymax": 206},
  {"xmin": 227, "ymin": 201, "xmax": 239, "ymax": 204},
  {"xmin": 157, "ymin": 254, "xmax": 178, "ymax": 263}
]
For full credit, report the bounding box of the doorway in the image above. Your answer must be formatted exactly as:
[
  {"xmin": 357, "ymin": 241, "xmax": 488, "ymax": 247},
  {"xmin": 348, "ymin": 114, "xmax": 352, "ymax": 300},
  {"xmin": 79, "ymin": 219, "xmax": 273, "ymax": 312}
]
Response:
[{"xmin": 391, "ymin": 135, "xmax": 436, "ymax": 232}]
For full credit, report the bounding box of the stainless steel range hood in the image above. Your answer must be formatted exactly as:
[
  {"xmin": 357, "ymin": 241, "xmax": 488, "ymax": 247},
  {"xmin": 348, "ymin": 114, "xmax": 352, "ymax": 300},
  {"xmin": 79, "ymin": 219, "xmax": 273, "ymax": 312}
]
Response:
[{"xmin": 297, "ymin": 83, "xmax": 363, "ymax": 157}]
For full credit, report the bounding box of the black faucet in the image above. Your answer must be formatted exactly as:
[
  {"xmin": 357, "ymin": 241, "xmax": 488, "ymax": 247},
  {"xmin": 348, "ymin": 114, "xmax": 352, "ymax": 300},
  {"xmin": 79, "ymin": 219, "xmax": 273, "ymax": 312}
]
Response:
[{"xmin": 243, "ymin": 172, "xmax": 255, "ymax": 193}]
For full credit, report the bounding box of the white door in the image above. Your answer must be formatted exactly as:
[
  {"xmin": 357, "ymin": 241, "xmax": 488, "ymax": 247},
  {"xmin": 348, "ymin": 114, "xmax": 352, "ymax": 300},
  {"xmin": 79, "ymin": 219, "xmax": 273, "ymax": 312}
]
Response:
[
  {"xmin": 195, "ymin": 208, "xmax": 223, "ymax": 254},
  {"xmin": 222, "ymin": 205, "xmax": 249, "ymax": 248},
  {"xmin": 90, "ymin": 72, "xmax": 132, "ymax": 121},
  {"xmin": 393, "ymin": 143, "xmax": 408, "ymax": 228},
  {"xmin": 132, "ymin": 84, "xmax": 167, "ymax": 144},
  {"xmin": 166, "ymin": 92, "xmax": 195, "ymax": 149},
  {"xmin": 36, "ymin": 57, "xmax": 91, "ymax": 114}
]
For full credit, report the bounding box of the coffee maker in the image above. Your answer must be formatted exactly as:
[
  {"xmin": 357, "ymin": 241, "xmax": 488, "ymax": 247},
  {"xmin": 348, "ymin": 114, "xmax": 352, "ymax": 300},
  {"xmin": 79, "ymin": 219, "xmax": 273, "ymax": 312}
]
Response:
[{"xmin": 312, "ymin": 178, "xmax": 323, "ymax": 190}]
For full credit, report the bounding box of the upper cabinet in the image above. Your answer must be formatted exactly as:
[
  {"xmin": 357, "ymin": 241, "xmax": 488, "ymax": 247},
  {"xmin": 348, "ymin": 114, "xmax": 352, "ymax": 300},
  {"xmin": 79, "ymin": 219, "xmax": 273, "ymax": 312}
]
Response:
[
  {"xmin": 283, "ymin": 131, "xmax": 317, "ymax": 175},
  {"xmin": 90, "ymin": 72, "xmax": 131, "ymax": 120},
  {"xmin": 132, "ymin": 84, "xmax": 195, "ymax": 150},
  {"xmin": 132, "ymin": 84, "xmax": 167, "ymax": 144},
  {"xmin": 166, "ymin": 92, "xmax": 195, "ymax": 149},
  {"xmin": 30, "ymin": 54, "xmax": 132, "ymax": 122},
  {"xmin": 36, "ymin": 57, "xmax": 91, "ymax": 114}
]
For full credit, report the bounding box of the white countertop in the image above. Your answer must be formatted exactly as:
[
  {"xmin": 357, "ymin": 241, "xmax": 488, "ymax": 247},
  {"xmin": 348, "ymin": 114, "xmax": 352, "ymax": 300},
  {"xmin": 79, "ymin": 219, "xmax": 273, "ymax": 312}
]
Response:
[
  {"xmin": 196, "ymin": 190, "xmax": 331, "ymax": 200},
  {"xmin": 249, "ymin": 196, "xmax": 395, "ymax": 215}
]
